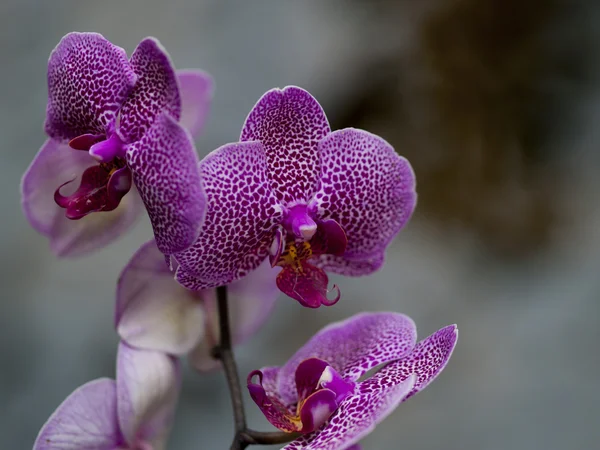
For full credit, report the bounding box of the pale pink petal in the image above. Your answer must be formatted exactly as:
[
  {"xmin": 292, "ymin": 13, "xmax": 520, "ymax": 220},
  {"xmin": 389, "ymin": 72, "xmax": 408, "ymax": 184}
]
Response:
[
  {"xmin": 116, "ymin": 240, "xmax": 205, "ymax": 355},
  {"xmin": 33, "ymin": 378, "xmax": 122, "ymax": 450},
  {"xmin": 21, "ymin": 139, "xmax": 142, "ymax": 257},
  {"xmin": 116, "ymin": 342, "xmax": 181, "ymax": 448},
  {"xmin": 189, "ymin": 260, "xmax": 280, "ymax": 372},
  {"xmin": 177, "ymin": 69, "xmax": 213, "ymax": 138}
]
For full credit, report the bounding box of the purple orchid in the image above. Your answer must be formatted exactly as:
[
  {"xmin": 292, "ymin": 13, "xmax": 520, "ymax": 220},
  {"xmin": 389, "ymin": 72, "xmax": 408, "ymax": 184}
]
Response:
[
  {"xmin": 246, "ymin": 312, "xmax": 458, "ymax": 450},
  {"xmin": 172, "ymin": 86, "xmax": 416, "ymax": 308},
  {"xmin": 21, "ymin": 32, "xmax": 212, "ymax": 257},
  {"xmin": 34, "ymin": 341, "xmax": 180, "ymax": 450},
  {"xmin": 116, "ymin": 240, "xmax": 280, "ymax": 372}
]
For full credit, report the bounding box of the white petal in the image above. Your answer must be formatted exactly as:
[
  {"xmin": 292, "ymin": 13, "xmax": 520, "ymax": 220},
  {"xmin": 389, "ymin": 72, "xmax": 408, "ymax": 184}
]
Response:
[{"xmin": 116, "ymin": 240, "xmax": 205, "ymax": 355}]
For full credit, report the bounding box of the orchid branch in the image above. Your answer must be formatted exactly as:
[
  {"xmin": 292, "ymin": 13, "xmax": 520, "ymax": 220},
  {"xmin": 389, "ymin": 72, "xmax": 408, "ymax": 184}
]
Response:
[{"xmin": 214, "ymin": 286, "xmax": 298, "ymax": 449}]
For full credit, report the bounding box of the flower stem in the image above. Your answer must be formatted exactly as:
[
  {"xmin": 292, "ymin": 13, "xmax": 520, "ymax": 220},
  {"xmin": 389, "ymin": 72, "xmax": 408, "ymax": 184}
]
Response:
[
  {"xmin": 214, "ymin": 285, "xmax": 298, "ymax": 449},
  {"xmin": 216, "ymin": 285, "xmax": 247, "ymax": 434}
]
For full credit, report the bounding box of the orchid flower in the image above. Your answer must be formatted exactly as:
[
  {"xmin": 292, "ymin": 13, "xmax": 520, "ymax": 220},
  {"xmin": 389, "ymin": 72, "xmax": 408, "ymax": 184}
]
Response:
[
  {"xmin": 115, "ymin": 240, "xmax": 280, "ymax": 372},
  {"xmin": 246, "ymin": 312, "xmax": 458, "ymax": 450},
  {"xmin": 172, "ymin": 86, "xmax": 416, "ymax": 308},
  {"xmin": 21, "ymin": 32, "xmax": 211, "ymax": 257},
  {"xmin": 34, "ymin": 342, "xmax": 180, "ymax": 450}
]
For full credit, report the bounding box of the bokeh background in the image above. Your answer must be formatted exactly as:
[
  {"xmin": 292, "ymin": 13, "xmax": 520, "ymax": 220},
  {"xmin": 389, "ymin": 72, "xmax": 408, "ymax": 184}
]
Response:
[{"xmin": 2, "ymin": 0, "xmax": 599, "ymax": 448}]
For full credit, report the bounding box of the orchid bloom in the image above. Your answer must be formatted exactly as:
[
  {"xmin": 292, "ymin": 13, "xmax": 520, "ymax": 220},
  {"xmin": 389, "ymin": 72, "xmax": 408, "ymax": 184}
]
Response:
[
  {"xmin": 172, "ymin": 86, "xmax": 416, "ymax": 308},
  {"xmin": 247, "ymin": 312, "xmax": 457, "ymax": 450},
  {"xmin": 21, "ymin": 32, "xmax": 211, "ymax": 257},
  {"xmin": 34, "ymin": 342, "xmax": 180, "ymax": 450},
  {"xmin": 115, "ymin": 240, "xmax": 280, "ymax": 372}
]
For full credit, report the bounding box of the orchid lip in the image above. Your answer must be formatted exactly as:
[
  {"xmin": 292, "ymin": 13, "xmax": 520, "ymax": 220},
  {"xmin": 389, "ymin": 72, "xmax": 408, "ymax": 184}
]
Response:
[
  {"xmin": 247, "ymin": 358, "xmax": 355, "ymax": 434},
  {"xmin": 54, "ymin": 159, "xmax": 131, "ymax": 220}
]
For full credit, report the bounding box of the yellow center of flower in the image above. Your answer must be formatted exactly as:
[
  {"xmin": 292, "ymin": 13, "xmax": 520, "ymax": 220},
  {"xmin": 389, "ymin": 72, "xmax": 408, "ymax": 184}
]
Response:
[{"xmin": 276, "ymin": 241, "xmax": 312, "ymax": 271}]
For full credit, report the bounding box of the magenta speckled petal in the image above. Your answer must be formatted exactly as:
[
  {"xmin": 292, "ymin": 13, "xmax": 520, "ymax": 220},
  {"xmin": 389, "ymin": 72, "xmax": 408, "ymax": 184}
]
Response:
[
  {"xmin": 173, "ymin": 141, "xmax": 282, "ymax": 289},
  {"xmin": 312, "ymin": 252, "xmax": 385, "ymax": 277},
  {"xmin": 116, "ymin": 240, "xmax": 205, "ymax": 355},
  {"xmin": 240, "ymin": 86, "xmax": 330, "ymax": 205},
  {"xmin": 118, "ymin": 38, "xmax": 181, "ymax": 144},
  {"xmin": 126, "ymin": 112, "xmax": 205, "ymax": 255},
  {"xmin": 116, "ymin": 342, "xmax": 180, "ymax": 448},
  {"xmin": 363, "ymin": 325, "xmax": 458, "ymax": 400},
  {"xmin": 177, "ymin": 69, "xmax": 213, "ymax": 138},
  {"xmin": 277, "ymin": 313, "xmax": 417, "ymax": 405},
  {"xmin": 33, "ymin": 378, "xmax": 122, "ymax": 450},
  {"xmin": 45, "ymin": 32, "xmax": 136, "ymax": 141},
  {"xmin": 311, "ymin": 128, "xmax": 416, "ymax": 275},
  {"xmin": 283, "ymin": 375, "xmax": 415, "ymax": 450},
  {"xmin": 21, "ymin": 139, "xmax": 142, "ymax": 257}
]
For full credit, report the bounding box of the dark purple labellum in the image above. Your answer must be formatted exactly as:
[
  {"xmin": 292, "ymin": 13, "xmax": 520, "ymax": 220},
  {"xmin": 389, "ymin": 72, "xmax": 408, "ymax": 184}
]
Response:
[{"xmin": 54, "ymin": 158, "xmax": 131, "ymax": 219}]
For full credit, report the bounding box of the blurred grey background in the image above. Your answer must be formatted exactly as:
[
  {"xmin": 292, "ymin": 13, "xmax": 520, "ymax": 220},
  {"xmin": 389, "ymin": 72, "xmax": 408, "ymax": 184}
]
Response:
[{"xmin": 2, "ymin": 0, "xmax": 599, "ymax": 448}]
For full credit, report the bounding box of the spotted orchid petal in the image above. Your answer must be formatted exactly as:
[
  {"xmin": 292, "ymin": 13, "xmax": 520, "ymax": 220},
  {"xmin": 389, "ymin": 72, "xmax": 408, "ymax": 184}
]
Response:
[
  {"xmin": 173, "ymin": 141, "xmax": 282, "ymax": 289},
  {"xmin": 315, "ymin": 253, "xmax": 385, "ymax": 277},
  {"xmin": 116, "ymin": 342, "xmax": 181, "ymax": 449},
  {"xmin": 33, "ymin": 379, "xmax": 122, "ymax": 450},
  {"xmin": 283, "ymin": 375, "xmax": 416, "ymax": 450},
  {"xmin": 126, "ymin": 112, "xmax": 205, "ymax": 255},
  {"xmin": 116, "ymin": 240, "xmax": 205, "ymax": 355},
  {"xmin": 21, "ymin": 139, "xmax": 142, "ymax": 257},
  {"xmin": 45, "ymin": 32, "xmax": 136, "ymax": 141},
  {"xmin": 362, "ymin": 325, "xmax": 459, "ymax": 400},
  {"xmin": 283, "ymin": 325, "xmax": 457, "ymax": 450},
  {"xmin": 189, "ymin": 259, "xmax": 280, "ymax": 372},
  {"xmin": 177, "ymin": 69, "xmax": 213, "ymax": 138},
  {"xmin": 240, "ymin": 86, "xmax": 330, "ymax": 205},
  {"xmin": 277, "ymin": 313, "xmax": 417, "ymax": 405},
  {"xmin": 310, "ymin": 128, "xmax": 416, "ymax": 276},
  {"xmin": 118, "ymin": 38, "xmax": 181, "ymax": 144}
]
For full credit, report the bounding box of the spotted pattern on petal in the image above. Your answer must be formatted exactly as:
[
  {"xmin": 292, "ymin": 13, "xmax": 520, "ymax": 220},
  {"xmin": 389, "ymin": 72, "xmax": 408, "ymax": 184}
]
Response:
[
  {"xmin": 362, "ymin": 325, "xmax": 458, "ymax": 400},
  {"xmin": 283, "ymin": 376, "xmax": 415, "ymax": 450},
  {"xmin": 45, "ymin": 32, "xmax": 136, "ymax": 140},
  {"xmin": 312, "ymin": 252, "xmax": 385, "ymax": 277},
  {"xmin": 173, "ymin": 141, "xmax": 283, "ymax": 289},
  {"xmin": 277, "ymin": 313, "xmax": 417, "ymax": 406},
  {"xmin": 311, "ymin": 128, "xmax": 416, "ymax": 274},
  {"xmin": 126, "ymin": 113, "xmax": 204, "ymax": 255},
  {"xmin": 241, "ymin": 86, "xmax": 330, "ymax": 205},
  {"xmin": 118, "ymin": 38, "xmax": 181, "ymax": 144}
]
